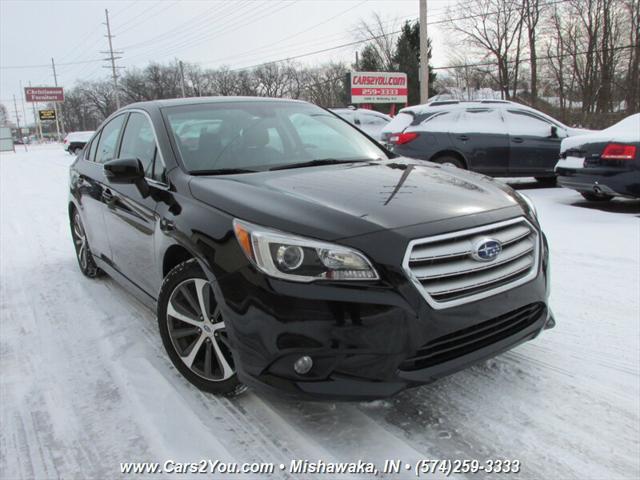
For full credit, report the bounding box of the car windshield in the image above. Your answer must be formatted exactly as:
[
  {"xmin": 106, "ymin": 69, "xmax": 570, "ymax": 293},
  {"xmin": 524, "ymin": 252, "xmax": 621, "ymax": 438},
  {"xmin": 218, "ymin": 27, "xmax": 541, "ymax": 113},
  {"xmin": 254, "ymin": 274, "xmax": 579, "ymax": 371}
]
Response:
[{"xmin": 163, "ymin": 101, "xmax": 390, "ymax": 173}]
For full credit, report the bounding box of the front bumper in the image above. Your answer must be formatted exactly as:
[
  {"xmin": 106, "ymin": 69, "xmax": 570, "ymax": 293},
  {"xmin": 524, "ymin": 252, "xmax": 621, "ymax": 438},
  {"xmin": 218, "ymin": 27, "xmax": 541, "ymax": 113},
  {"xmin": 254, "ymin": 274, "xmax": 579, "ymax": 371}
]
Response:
[
  {"xmin": 556, "ymin": 167, "xmax": 640, "ymax": 198},
  {"xmin": 216, "ymin": 234, "xmax": 552, "ymax": 400}
]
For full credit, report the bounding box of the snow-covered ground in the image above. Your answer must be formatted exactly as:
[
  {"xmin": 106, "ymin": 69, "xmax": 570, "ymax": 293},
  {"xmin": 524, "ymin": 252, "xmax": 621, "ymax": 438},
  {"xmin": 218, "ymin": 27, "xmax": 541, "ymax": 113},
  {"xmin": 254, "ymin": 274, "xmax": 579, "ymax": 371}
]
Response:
[{"xmin": 1, "ymin": 144, "xmax": 639, "ymax": 479}]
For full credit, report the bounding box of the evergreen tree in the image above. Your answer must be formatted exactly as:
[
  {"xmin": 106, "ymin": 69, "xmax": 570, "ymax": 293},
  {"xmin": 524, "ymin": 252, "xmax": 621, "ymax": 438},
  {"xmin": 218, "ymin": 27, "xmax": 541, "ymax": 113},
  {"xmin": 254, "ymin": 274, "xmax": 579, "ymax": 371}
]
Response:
[
  {"xmin": 358, "ymin": 44, "xmax": 383, "ymax": 71},
  {"xmin": 393, "ymin": 20, "xmax": 437, "ymax": 105},
  {"xmin": 355, "ymin": 20, "xmax": 437, "ymax": 105}
]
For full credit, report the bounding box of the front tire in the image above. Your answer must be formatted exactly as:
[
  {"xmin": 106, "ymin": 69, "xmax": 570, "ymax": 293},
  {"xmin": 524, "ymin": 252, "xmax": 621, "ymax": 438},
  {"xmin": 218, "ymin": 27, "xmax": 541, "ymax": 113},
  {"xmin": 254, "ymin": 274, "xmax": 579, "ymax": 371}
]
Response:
[
  {"xmin": 581, "ymin": 191, "xmax": 613, "ymax": 202},
  {"xmin": 433, "ymin": 155, "xmax": 466, "ymax": 169},
  {"xmin": 157, "ymin": 259, "xmax": 243, "ymax": 395},
  {"xmin": 535, "ymin": 176, "xmax": 557, "ymax": 186},
  {"xmin": 70, "ymin": 210, "xmax": 103, "ymax": 278}
]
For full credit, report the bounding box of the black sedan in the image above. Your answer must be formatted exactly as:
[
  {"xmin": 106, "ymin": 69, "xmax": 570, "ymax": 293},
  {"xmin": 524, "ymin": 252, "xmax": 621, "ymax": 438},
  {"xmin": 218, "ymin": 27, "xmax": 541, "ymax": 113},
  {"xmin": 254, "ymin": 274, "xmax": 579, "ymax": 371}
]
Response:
[
  {"xmin": 69, "ymin": 97, "xmax": 553, "ymax": 399},
  {"xmin": 555, "ymin": 114, "xmax": 640, "ymax": 201}
]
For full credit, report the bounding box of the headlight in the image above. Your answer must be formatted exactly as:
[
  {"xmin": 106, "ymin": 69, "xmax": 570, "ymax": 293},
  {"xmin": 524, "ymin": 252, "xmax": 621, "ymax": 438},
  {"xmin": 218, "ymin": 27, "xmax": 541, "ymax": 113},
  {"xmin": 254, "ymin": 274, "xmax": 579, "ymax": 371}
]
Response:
[
  {"xmin": 233, "ymin": 219, "xmax": 379, "ymax": 282},
  {"xmin": 515, "ymin": 191, "xmax": 538, "ymax": 219}
]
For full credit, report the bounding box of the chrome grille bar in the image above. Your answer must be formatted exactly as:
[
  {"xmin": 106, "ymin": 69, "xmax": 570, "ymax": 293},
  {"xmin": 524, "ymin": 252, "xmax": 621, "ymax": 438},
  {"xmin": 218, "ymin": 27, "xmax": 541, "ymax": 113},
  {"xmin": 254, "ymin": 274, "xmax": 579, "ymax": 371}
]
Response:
[{"xmin": 403, "ymin": 217, "xmax": 540, "ymax": 309}]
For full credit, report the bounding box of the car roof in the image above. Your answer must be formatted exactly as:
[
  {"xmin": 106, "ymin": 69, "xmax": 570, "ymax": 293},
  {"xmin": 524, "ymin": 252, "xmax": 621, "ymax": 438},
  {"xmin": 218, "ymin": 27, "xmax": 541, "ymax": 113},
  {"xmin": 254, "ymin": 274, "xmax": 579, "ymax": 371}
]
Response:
[
  {"xmin": 331, "ymin": 108, "xmax": 391, "ymax": 119},
  {"xmin": 123, "ymin": 96, "xmax": 308, "ymax": 111},
  {"xmin": 397, "ymin": 100, "xmax": 569, "ymax": 128},
  {"xmin": 399, "ymin": 100, "xmax": 516, "ymax": 114}
]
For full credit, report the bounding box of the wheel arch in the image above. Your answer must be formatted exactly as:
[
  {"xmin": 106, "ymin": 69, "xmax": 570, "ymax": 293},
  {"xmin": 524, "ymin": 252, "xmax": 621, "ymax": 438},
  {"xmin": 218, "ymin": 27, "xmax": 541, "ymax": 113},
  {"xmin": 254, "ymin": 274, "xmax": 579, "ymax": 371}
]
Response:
[
  {"xmin": 162, "ymin": 244, "xmax": 197, "ymax": 278},
  {"xmin": 429, "ymin": 150, "xmax": 468, "ymax": 168},
  {"xmin": 68, "ymin": 200, "xmax": 80, "ymax": 220}
]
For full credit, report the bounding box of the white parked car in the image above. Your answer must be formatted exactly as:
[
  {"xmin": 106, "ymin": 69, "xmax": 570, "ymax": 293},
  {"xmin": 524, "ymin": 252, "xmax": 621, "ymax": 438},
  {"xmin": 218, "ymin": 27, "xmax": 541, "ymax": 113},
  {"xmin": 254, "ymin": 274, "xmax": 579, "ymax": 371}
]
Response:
[
  {"xmin": 330, "ymin": 108, "xmax": 392, "ymax": 141},
  {"xmin": 63, "ymin": 131, "xmax": 95, "ymax": 155}
]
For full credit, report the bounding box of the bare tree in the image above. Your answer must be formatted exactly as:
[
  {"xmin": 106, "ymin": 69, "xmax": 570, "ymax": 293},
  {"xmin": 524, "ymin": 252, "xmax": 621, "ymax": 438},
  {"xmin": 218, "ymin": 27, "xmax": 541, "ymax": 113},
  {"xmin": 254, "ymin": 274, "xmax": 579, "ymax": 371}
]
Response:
[
  {"xmin": 522, "ymin": 0, "xmax": 546, "ymax": 105},
  {"xmin": 254, "ymin": 62, "xmax": 298, "ymax": 98},
  {"xmin": 78, "ymin": 80, "xmax": 118, "ymax": 120},
  {"xmin": 356, "ymin": 13, "xmax": 399, "ymax": 71},
  {"xmin": 446, "ymin": 0, "xmax": 526, "ymax": 99},
  {"xmin": 0, "ymin": 103, "xmax": 9, "ymax": 126},
  {"xmin": 300, "ymin": 62, "xmax": 349, "ymax": 107},
  {"xmin": 622, "ymin": 0, "xmax": 639, "ymax": 112}
]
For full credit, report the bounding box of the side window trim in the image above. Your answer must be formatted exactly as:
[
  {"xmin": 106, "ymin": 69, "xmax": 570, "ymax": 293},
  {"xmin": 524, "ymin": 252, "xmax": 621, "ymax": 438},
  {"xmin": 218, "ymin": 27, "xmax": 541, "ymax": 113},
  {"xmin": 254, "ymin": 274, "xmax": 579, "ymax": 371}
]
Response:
[
  {"xmin": 85, "ymin": 131, "xmax": 103, "ymax": 162},
  {"xmin": 94, "ymin": 113, "xmax": 128, "ymax": 164},
  {"xmin": 118, "ymin": 109, "xmax": 168, "ymax": 185},
  {"xmin": 115, "ymin": 112, "xmax": 133, "ymax": 159},
  {"xmin": 508, "ymin": 109, "xmax": 557, "ymax": 127}
]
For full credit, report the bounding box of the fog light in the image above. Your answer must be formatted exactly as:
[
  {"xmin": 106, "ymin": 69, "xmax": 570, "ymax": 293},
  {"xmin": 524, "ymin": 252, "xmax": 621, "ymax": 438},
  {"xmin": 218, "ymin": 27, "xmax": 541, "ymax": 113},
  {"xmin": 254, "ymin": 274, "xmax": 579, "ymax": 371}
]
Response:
[{"xmin": 293, "ymin": 355, "xmax": 313, "ymax": 375}]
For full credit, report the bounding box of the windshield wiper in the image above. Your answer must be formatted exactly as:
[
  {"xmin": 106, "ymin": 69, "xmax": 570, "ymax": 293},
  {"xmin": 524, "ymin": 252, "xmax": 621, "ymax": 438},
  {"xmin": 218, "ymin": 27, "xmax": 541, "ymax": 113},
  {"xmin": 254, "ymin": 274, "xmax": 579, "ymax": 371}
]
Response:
[
  {"xmin": 191, "ymin": 168, "xmax": 258, "ymax": 176},
  {"xmin": 269, "ymin": 159, "xmax": 364, "ymax": 171}
]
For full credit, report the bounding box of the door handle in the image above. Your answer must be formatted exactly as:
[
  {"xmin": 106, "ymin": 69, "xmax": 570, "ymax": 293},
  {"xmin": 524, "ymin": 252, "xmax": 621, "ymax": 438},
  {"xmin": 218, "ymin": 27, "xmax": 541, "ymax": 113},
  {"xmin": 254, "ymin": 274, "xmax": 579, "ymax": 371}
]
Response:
[
  {"xmin": 160, "ymin": 218, "xmax": 175, "ymax": 232},
  {"xmin": 457, "ymin": 135, "xmax": 469, "ymax": 141},
  {"xmin": 102, "ymin": 189, "xmax": 114, "ymax": 203},
  {"xmin": 512, "ymin": 137, "xmax": 524, "ymax": 143}
]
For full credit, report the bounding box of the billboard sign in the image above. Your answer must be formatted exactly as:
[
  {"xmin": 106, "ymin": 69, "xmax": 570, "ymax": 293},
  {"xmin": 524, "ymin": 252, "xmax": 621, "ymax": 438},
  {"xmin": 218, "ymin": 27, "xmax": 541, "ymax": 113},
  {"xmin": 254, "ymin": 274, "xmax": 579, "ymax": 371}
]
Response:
[
  {"xmin": 39, "ymin": 109, "xmax": 57, "ymax": 121},
  {"xmin": 351, "ymin": 72, "xmax": 408, "ymax": 104},
  {"xmin": 24, "ymin": 87, "xmax": 64, "ymax": 103}
]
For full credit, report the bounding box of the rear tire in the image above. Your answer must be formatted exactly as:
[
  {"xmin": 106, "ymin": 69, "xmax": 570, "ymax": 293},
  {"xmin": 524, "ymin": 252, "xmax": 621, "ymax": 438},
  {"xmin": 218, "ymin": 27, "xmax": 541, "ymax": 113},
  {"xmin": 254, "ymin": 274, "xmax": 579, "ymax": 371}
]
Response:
[
  {"xmin": 535, "ymin": 176, "xmax": 557, "ymax": 186},
  {"xmin": 433, "ymin": 155, "xmax": 465, "ymax": 169},
  {"xmin": 72, "ymin": 147, "xmax": 82, "ymax": 155},
  {"xmin": 580, "ymin": 192, "xmax": 613, "ymax": 202},
  {"xmin": 157, "ymin": 259, "xmax": 244, "ymax": 396}
]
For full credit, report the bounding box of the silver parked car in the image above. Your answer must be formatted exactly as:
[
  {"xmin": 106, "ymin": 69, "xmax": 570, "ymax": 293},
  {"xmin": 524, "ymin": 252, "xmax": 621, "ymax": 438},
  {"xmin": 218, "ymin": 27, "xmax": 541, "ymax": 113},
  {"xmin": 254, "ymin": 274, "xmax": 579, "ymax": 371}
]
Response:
[{"xmin": 330, "ymin": 107, "xmax": 392, "ymax": 142}]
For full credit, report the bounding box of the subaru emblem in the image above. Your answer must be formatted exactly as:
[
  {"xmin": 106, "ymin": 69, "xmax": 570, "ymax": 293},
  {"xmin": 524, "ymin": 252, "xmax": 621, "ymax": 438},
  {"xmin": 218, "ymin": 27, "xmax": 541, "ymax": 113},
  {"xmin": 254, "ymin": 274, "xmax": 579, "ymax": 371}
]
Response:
[{"xmin": 471, "ymin": 238, "xmax": 502, "ymax": 262}]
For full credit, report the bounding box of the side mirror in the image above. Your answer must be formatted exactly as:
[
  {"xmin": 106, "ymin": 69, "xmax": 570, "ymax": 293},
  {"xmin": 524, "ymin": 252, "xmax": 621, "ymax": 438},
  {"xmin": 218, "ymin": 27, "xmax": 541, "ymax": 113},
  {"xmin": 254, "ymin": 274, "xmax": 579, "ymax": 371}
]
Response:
[
  {"xmin": 104, "ymin": 158, "xmax": 149, "ymax": 197},
  {"xmin": 550, "ymin": 125, "xmax": 558, "ymax": 138}
]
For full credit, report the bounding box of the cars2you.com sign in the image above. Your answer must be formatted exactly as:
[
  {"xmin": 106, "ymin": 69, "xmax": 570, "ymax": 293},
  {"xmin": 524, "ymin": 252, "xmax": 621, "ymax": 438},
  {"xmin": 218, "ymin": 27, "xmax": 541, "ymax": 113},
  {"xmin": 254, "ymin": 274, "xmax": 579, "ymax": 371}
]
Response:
[{"xmin": 351, "ymin": 71, "xmax": 408, "ymax": 104}]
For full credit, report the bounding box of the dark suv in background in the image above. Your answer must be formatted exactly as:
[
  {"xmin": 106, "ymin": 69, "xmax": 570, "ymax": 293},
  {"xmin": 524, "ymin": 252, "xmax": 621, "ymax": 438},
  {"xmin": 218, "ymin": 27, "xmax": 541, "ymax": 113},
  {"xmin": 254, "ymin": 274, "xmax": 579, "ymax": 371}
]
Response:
[{"xmin": 383, "ymin": 100, "xmax": 590, "ymax": 184}]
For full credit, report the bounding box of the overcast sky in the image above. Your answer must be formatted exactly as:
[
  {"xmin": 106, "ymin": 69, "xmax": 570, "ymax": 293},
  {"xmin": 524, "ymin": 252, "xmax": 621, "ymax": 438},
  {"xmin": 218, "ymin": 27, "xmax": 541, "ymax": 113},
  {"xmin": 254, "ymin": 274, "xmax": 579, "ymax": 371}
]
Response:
[{"xmin": 1, "ymin": 0, "xmax": 455, "ymax": 125}]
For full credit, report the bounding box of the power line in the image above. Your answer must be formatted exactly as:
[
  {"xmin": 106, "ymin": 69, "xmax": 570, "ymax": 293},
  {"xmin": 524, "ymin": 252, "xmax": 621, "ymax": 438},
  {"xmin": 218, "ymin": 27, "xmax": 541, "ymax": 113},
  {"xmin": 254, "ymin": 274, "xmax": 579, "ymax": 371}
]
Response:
[
  {"xmin": 123, "ymin": 0, "xmax": 298, "ymax": 64},
  {"xmin": 431, "ymin": 44, "xmax": 635, "ymax": 71},
  {"xmin": 120, "ymin": 0, "xmax": 256, "ymax": 60},
  {"xmin": 0, "ymin": 59, "xmax": 102, "ymax": 70},
  {"xmin": 226, "ymin": 0, "xmax": 574, "ymax": 71},
  {"xmin": 118, "ymin": 0, "xmax": 243, "ymax": 50}
]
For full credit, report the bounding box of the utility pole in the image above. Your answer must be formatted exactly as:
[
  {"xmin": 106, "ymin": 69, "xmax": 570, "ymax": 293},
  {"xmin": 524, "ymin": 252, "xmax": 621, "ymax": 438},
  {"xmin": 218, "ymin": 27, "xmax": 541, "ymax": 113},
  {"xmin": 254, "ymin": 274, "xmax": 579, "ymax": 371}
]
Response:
[
  {"xmin": 18, "ymin": 81, "xmax": 28, "ymax": 137},
  {"xmin": 102, "ymin": 9, "xmax": 122, "ymax": 110},
  {"xmin": 13, "ymin": 95, "xmax": 27, "ymax": 151},
  {"xmin": 419, "ymin": 0, "xmax": 429, "ymax": 104},
  {"xmin": 179, "ymin": 60, "xmax": 186, "ymax": 97},
  {"xmin": 355, "ymin": 51, "xmax": 359, "ymax": 70},
  {"xmin": 29, "ymin": 81, "xmax": 43, "ymax": 141},
  {"xmin": 51, "ymin": 58, "xmax": 65, "ymax": 139}
]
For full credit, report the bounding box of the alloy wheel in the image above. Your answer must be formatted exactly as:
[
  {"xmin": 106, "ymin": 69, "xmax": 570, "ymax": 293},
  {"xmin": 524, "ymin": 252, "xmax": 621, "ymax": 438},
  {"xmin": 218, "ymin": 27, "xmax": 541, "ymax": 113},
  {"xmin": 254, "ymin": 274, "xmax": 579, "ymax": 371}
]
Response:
[
  {"xmin": 166, "ymin": 278, "xmax": 235, "ymax": 381},
  {"xmin": 72, "ymin": 213, "xmax": 88, "ymax": 270}
]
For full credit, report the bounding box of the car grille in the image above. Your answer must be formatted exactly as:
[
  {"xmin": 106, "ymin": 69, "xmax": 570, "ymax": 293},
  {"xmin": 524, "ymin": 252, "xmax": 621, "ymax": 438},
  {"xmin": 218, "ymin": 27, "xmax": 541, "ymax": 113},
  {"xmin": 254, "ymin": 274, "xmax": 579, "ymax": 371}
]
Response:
[
  {"xmin": 399, "ymin": 302, "xmax": 545, "ymax": 371},
  {"xmin": 403, "ymin": 217, "xmax": 539, "ymax": 309}
]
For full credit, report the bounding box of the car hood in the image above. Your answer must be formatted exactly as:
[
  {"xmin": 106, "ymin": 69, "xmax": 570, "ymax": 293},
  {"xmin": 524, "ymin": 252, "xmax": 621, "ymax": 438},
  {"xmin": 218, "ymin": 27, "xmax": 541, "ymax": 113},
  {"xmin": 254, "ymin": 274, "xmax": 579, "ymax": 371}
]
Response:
[{"xmin": 189, "ymin": 159, "xmax": 523, "ymax": 241}]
